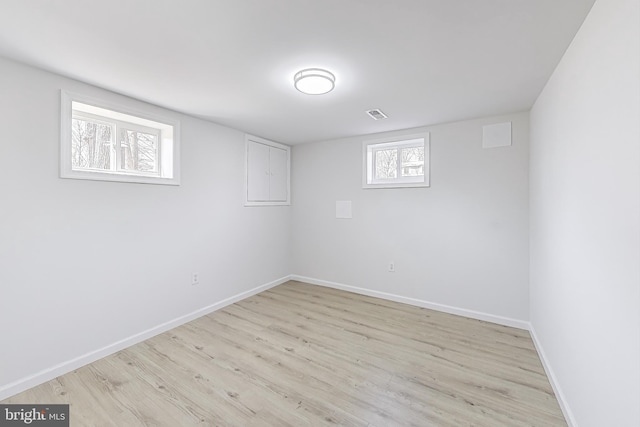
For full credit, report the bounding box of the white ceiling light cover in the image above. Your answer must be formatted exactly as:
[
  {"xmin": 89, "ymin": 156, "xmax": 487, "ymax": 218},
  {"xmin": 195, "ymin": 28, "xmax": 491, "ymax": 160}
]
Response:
[{"xmin": 294, "ymin": 68, "xmax": 335, "ymax": 95}]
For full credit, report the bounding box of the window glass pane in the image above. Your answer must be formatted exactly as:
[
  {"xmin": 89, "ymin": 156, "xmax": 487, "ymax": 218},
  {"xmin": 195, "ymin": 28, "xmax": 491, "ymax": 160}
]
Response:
[
  {"xmin": 120, "ymin": 129, "xmax": 158, "ymax": 173},
  {"xmin": 374, "ymin": 148, "xmax": 398, "ymax": 179},
  {"xmin": 401, "ymin": 146, "xmax": 425, "ymax": 177},
  {"xmin": 71, "ymin": 118, "xmax": 112, "ymax": 170}
]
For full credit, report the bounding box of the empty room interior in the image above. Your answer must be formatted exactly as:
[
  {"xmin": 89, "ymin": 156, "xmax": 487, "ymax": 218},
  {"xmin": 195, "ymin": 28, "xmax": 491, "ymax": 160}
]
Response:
[{"xmin": 0, "ymin": 0, "xmax": 638, "ymax": 426}]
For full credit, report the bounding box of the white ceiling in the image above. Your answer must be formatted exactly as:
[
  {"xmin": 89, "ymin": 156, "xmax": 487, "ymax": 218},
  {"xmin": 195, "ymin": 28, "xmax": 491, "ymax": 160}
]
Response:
[{"xmin": 0, "ymin": 0, "xmax": 595, "ymax": 145}]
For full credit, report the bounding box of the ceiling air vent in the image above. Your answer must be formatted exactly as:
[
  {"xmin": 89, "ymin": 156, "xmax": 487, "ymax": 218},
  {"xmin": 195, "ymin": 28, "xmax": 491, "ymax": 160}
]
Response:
[{"xmin": 366, "ymin": 109, "xmax": 388, "ymax": 120}]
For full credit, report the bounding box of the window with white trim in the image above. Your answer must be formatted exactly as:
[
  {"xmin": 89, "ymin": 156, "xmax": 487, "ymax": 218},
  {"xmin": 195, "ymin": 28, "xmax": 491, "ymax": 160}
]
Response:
[
  {"xmin": 60, "ymin": 91, "xmax": 180, "ymax": 185},
  {"xmin": 363, "ymin": 133, "xmax": 430, "ymax": 188}
]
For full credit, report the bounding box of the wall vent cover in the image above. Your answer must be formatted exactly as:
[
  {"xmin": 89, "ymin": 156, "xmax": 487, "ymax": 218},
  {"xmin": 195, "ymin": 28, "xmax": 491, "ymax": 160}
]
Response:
[{"xmin": 366, "ymin": 109, "xmax": 388, "ymax": 120}]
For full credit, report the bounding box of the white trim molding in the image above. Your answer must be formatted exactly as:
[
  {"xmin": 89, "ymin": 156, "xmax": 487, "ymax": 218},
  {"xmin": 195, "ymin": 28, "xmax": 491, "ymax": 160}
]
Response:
[
  {"xmin": 0, "ymin": 275, "xmax": 290, "ymax": 401},
  {"xmin": 290, "ymin": 275, "xmax": 529, "ymax": 330},
  {"xmin": 529, "ymin": 325, "xmax": 577, "ymax": 427}
]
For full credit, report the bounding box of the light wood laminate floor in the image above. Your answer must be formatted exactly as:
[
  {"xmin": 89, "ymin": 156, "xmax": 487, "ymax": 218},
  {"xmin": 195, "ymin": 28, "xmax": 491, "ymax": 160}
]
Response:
[{"xmin": 3, "ymin": 281, "xmax": 566, "ymax": 426}]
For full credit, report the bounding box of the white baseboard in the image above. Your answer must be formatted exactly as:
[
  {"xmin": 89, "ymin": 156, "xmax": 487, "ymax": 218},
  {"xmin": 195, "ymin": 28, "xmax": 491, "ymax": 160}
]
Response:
[
  {"xmin": 0, "ymin": 275, "xmax": 290, "ymax": 401},
  {"xmin": 290, "ymin": 275, "xmax": 529, "ymax": 330},
  {"xmin": 291, "ymin": 276, "xmax": 576, "ymax": 424},
  {"xmin": 529, "ymin": 324, "xmax": 576, "ymax": 427}
]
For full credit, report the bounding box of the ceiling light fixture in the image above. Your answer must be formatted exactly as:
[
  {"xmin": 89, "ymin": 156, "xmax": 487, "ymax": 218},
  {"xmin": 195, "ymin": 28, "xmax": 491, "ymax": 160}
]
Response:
[{"xmin": 294, "ymin": 68, "xmax": 335, "ymax": 95}]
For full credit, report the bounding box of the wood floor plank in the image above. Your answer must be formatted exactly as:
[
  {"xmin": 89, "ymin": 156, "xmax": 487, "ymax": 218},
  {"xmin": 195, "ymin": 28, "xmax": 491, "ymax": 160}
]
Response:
[{"xmin": 2, "ymin": 281, "xmax": 566, "ymax": 426}]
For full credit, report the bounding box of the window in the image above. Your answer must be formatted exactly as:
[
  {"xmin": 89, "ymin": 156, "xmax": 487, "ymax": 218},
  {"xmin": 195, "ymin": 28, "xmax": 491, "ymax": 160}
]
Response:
[
  {"xmin": 363, "ymin": 133, "xmax": 430, "ymax": 188},
  {"xmin": 60, "ymin": 91, "xmax": 180, "ymax": 185}
]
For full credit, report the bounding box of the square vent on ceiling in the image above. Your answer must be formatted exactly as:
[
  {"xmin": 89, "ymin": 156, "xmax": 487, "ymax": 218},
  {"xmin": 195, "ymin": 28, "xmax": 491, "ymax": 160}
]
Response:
[{"xmin": 366, "ymin": 109, "xmax": 388, "ymax": 120}]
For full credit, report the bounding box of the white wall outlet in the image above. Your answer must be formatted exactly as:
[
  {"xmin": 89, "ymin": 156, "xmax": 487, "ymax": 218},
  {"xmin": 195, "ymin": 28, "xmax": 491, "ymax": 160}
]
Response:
[
  {"xmin": 192, "ymin": 273, "xmax": 199, "ymax": 285},
  {"xmin": 389, "ymin": 262, "xmax": 395, "ymax": 272}
]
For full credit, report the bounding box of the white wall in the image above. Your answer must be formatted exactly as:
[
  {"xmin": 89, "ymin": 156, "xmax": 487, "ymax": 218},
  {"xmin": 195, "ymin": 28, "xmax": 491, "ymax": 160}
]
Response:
[
  {"xmin": 529, "ymin": 0, "xmax": 640, "ymax": 425},
  {"xmin": 0, "ymin": 57, "xmax": 291, "ymax": 398},
  {"xmin": 291, "ymin": 112, "xmax": 530, "ymax": 325}
]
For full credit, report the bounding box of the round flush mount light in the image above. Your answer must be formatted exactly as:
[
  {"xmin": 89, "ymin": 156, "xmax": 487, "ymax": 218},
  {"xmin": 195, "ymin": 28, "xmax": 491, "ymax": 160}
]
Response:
[{"xmin": 294, "ymin": 68, "xmax": 335, "ymax": 95}]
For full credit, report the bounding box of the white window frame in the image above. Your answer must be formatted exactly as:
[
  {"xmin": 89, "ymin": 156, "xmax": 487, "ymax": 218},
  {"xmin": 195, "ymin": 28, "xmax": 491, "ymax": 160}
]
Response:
[
  {"xmin": 60, "ymin": 90, "xmax": 180, "ymax": 185},
  {"xmin": 362, "ymin": 133, "xmax": 430, "ymax": 189}
]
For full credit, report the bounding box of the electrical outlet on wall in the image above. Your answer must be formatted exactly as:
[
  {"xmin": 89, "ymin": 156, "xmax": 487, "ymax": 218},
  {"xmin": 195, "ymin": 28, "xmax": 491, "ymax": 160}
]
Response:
[
  {"xmin": 192, "ymin": 273, "xmax": 200, "ymax": 285},
  {"xmin": 389, "ymin": 262, "xmax": 395, "ymax": 272}
]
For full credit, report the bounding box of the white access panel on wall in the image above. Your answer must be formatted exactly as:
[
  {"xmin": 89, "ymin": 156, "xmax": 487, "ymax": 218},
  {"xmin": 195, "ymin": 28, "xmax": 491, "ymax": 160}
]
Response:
[
  {"xmin": 247, "ymin": 141, "xmax": 270, "ymax": 201},
  {"xmin": 245, "ymin": 135, "xmax": 290, "ymax": 206},
  {"xmin": 268, "ymin": 146, "xmax": 288, "ymax": 201}
]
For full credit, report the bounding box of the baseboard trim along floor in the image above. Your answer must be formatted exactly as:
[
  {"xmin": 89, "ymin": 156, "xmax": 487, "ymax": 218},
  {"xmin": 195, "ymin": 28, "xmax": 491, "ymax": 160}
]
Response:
[
  {"xmin": 0, "ymin": 275, "xmax": 290, "ymax": 401},
  {"xmin": 3, "ymin": 281, "xmax": 567, "ymax": 425},
  {"xmin": 2, "ymin": 274, "xmax": 574, "ymax": 427},
  {"xmin": 294, "ymin": 275, "xmax": 575, "ymax": 426},
  {"xmin": 529, "ymin": 325, "xmax": 576, "ymax": 427},
  {"xmin": 291, "ymin": 275, "xmax": 530, "ymax": 330}
]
